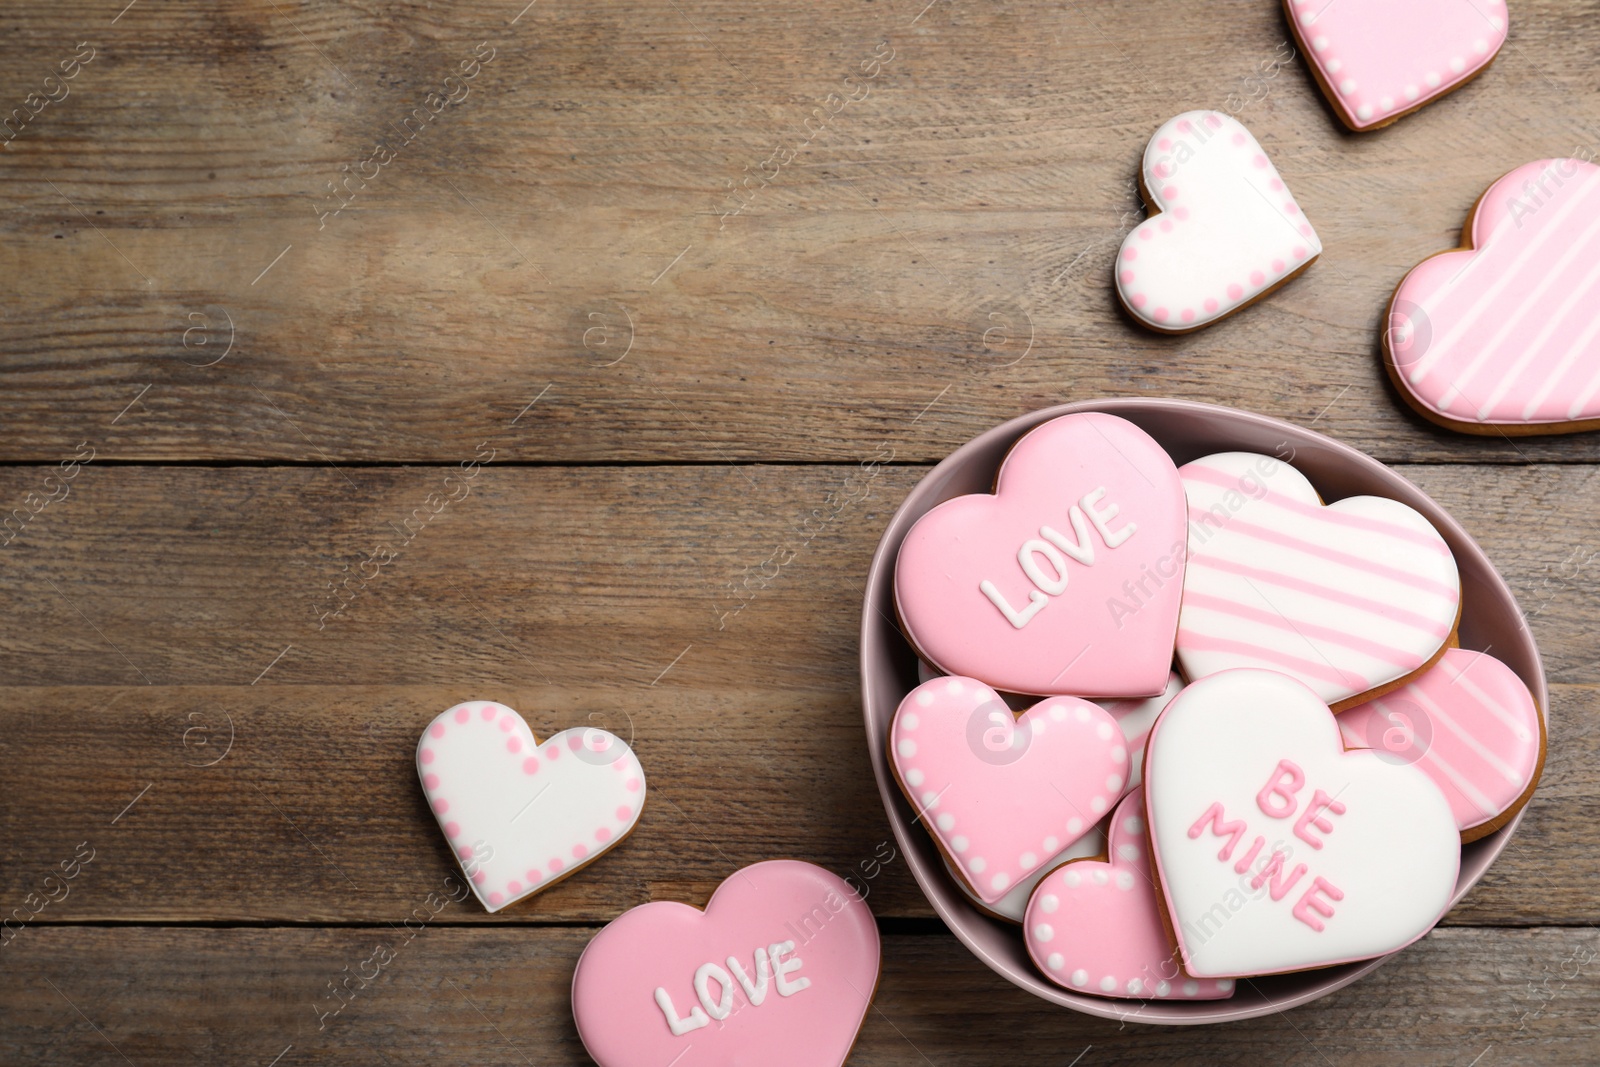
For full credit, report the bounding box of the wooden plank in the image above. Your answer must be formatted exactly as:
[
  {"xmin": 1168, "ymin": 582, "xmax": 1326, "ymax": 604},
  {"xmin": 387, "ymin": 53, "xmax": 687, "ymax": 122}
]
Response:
[
  {"xmin": 4, "ymin": 1, "xmax": 1600, "ymax": 463},
  {"xmin": 0, "ymin": 926, "xmax": 1592, "ymax": 1064}
]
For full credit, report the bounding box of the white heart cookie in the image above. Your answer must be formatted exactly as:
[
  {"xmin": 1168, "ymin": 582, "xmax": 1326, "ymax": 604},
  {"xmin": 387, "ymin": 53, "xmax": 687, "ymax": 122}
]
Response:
[
  {"xmin": 1116, "ymin": 111, "xmax": 1320, "ymax": 333},
  {"xmin": 417, "ymin": 701, "xmax": 646, "ymax": 912},
  {"xmin": 1145, "ymin": 671, "xmax": 1459, "ymax": 978}
]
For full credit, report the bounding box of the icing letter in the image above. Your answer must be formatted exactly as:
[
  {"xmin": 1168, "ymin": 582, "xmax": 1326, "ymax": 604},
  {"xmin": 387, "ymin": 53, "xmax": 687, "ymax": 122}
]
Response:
[
  {"xmin": 980, "ymin": 580, "xmax": 1047, "ymax": 629},
  {"xmin": 1255, "ymin": 759, "xmax": 1305, "ymax": 819},
  {"xmin": 1017, "ymin": 539, "xmax": 1070, "ymax": 595},
  {"xmin": 1039, "ymin": 507, "xmax": 1097, "ymax": 565},
  {"xmin": 1188, "ymin": 802, "xmax": 1248, "ymax": 862},
  {"xmin": 1291, "ymin": 877, "xmax": 1345, "ymax": 932},
  {"xmin": 1249, "ymin": 849, "xmax": 1309, "ymax": 901},
  {"xmin": 1232, "ymin": 835, "xmax": 1265, "ymax": 874},
  {"xmin": 727, "ymin": 948, "xmax": 771, "ymax": 1007},
  {"xmin": 693, "ymin": 962, "xmax": 736, "ymax": 1021},
  {"xmin": 1080, "ymin": 487, "xmax": 1136, "ymax": 548},
  {"xmin": 1292, "ymin": 789, "xmax": 1347, "ymax": 850},
  {"xmin": 769, "ymin": 940, "xmax": 811, "ymax": 997},
  {"xmin": 654, "ymin": 987, "xmax": 710, "ymax": 1036}
]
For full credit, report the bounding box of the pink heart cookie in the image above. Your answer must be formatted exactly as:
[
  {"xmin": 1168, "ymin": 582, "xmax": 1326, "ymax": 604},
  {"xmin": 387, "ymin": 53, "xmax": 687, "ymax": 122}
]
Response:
[
  {"xmin": 416, "ymin": 701, "xmax": 645, "ymax": 912},
  {"xmin": 1146, "ymin": 671, "xmax": 1460, "ymax": 978},
  {"xmin": 890, "ymin": 675, "xmax": 1129, "ymax": 904},
  {"xmin": 1025, "ymin": 792, "xmax": 1234, "ymax": 1000},
  {"xmin": 1385, "ymin": 159, "xmax": 1600, "ymax": 434},
  {"xmin": 1177, "ymin": 452, "xmax": 1460, "ymax": 709},
  {"xmin": 1339, "ymin": 648, "xmax": 1545, "ymax": 842},
  {"xmin": 572, "ymin": 860, "xmax": 880, "ymax": 1067},
  {"xmin": 894, "ymin": 412, "xmax": 1187, "ymax": 697},
  {"xmin": 1115, "ymin": 111, "xmax": 1320, "ymax": 333},
  {"xmin": 1286, "ymin": 0, "xmax": 1508, "ymax": 131}
]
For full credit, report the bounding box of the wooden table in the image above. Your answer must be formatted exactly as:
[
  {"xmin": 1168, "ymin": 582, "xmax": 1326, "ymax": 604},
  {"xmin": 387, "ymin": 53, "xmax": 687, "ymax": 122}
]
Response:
[{"xmin": 3, "ymin": 0, "xmax": 1599, "ymax": 1062}]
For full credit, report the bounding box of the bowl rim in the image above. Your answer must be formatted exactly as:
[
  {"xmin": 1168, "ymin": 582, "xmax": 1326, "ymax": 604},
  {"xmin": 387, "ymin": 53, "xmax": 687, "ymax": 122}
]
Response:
[{"xmin": 859, "ymin": 397, "xmax": 1547, "ymax": 1025}]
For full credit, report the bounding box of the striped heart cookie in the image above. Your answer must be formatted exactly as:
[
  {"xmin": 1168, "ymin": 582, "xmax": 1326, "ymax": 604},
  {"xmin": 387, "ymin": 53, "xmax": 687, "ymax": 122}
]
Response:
[
  {"xmin": 1285, "ymin": 0, "xmax": 1507, "ymax": 131},
  {"xmin": 1339, "ymin": 649, "xmax": 1544, "ymax": 841},
  {"xmin": 1175, "ymin": 452, "xmax": 1460, "ymax": 709},
  {"xmin": 1386, "ymin": 158, "xmax": 1600, "ymax": 435}
]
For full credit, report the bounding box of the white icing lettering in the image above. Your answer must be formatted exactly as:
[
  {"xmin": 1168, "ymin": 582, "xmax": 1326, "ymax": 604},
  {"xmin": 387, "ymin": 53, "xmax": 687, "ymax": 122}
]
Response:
[
  {"xmin": 1081, "ymin": 487, "xmax": 1136, "ymax": 547},
  {"xmin": 727, "ymin": 948, "xmax": 771, "ymax": 1007},
  {"xmin": 694, "ymin": 962, "xmax": 735, "ymax": 1020},
  {"xmin": 769, "ymin": 940, "xmax": 811, "ymax": 997},
  {"xmin": 1018, "ymin": 539, "xmax": 1069, "ymax": 595},
  {"xmin": 1039, "ymin": 506, "xmax": 1096, "ymax": 565},
  {"xmin": 654, "ymin": 986, "xmax": 710, "ymax": 1036},
  {"xmin": 980, "ymin": 580, "xmax": 1047, "ymax": 629}
]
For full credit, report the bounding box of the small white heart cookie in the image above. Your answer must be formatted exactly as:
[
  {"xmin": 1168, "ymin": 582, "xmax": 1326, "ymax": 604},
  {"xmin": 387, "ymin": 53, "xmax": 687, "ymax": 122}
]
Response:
[{"xmin": 417, "ymin": 701, "xmax": 646, "ymax": 912}]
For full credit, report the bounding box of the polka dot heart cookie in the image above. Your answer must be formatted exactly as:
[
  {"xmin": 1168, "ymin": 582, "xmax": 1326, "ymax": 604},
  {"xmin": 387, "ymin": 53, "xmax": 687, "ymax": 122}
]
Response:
[
  {"xmin": 1024, "ymin": 792, "xmax": 1233, "ymax": 1000},
  {"xmin": 416, "ymin": 701, "xmax": 646, "ymax": 913},
  {"xmin": 1115, "ymin": 111, "xmax": 1320, "ymax": 334},
  {"xmin": 1285, "ymin": 0, "xmax": 1508, "ymax": 132},
  {"xmin": 890, "ymin": 675, "xmax": 1128, "ymax": 905}
]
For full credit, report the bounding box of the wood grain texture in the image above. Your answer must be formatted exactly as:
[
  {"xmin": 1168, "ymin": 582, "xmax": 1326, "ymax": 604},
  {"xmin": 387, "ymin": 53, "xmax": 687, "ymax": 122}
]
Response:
[
  {"xmin": 4, "ymin": 1, "xmax": 1600, "ymax": 463},
  {"xmin": 1, "ymin": 926, "xmax": 1593, "ymax": 1064}
]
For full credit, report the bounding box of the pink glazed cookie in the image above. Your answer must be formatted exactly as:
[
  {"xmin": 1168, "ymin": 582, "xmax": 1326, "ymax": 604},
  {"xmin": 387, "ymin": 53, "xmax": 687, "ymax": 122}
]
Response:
[
  {"xmin": 891, "ymin": 676, "xmax": 1130, "ymax": 904},
  {"xmin": 1145, "ymin": 671, "xmax": 1459, "ymax": 978},
  {"xmin": 1385, "ymin": 159, "xmax": 1600, "ymax": 435},
  {"xmin": 1286, "ymin": 0, "xmax": 1508, "ymax": 131},
  {"xmin": 416, "ymin": 701, "xmax": 646, "ymax": 913},
  {"xmin": 1025, "ymin": 792, "xmax": 1234, "ymax": 1000},
  {"xmin": 1115, "ymin": 111, "xmax": 1320, "ymax": 334},
  {"xmin": 1339, "ymin": 648, "xmax": 1545, "ymax": 842},
  {"xmin": 894, "ymin": 412, "xmax": 1187, "ymax": 697},
  {"xmin": 572, "ymin": 860, "xmax": 880, "ymax": 1067}
]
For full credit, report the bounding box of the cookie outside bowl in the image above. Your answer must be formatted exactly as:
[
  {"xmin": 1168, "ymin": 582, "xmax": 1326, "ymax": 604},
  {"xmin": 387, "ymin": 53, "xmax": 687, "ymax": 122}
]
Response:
[{"xmin": 858, "ymin": 398, "xmax": 1546, "ymax": 1025}]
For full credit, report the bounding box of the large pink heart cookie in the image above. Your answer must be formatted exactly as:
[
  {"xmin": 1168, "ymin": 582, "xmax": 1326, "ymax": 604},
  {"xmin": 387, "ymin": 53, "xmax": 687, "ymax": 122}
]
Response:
[
  {"xmin": 416, "ymin": 701, "xmax": 645, "ymax": 912},
  {"xmin": 1177, "ymin": 451, "xmax": 1460, "ymax": 709},
  {"xmin": 1286, "ymin": 0, "xmax": 1508, "ymax": 131},
  {"xmin": 1146, "ymin": 671, "xmax": 1459, "ymax": 978},
  {"xmin": 572, "ymin": 860, "xmax": 880, "ymax": 1067},
  {"xmin": 890, "ymin": 676, "xmax": 1128, "ymax": 904},
  {"xmin": 895, "ymin": 412, "xmax": 1186, "ymax": 697},
  {"xmin": 1385, "ymin": 159, "xmax": 1600, "ymax": 435},
  {"xmin": 1025, "ymin": 792, "xmax": 1234, "ymax": 1001},
  {"xmin": 1115, "ymin": 111, "xmax": 1320, "ymax": 334},
  {"xmin": 1340, "ymin": 648, "xmax": 1545, "ymax": 842}
]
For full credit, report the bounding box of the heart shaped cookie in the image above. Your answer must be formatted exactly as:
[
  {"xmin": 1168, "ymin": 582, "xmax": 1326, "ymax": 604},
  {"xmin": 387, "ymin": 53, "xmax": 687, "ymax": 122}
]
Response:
[
  {"xmin": 1286, "ymin": 0, "xmax": 1507, "ymax": 131},
  {"xmin": 1340, "ymin": 648, "xmax": 1545, "ymax": 842},
  {"xmin": 1385, "ymin": 159, "xmax": 1600, "ymax": 435},
  {"xmin": 416, "ymin": 701, "xmax": 645, "ymax": 912},
  {"xmin": 1025, "ymin": 792, "xmax": 1235, "ymax": 1000},
  {"xmin": 890, "ymin": 675, "xmax": 1128, "ymax": 904},
  {"xmin": 1115, "ymin": 111, "xmax": 1320, "ymax": 333},
  {"xmin": 895, "ymin": 412, "xmax": 1187, "ymax": 697},
  {"xmin": 1146, "ymin": 671, "xmax": 1459, "ymax": 978},
  {"xmin": 573, "ymin": 860, "xmax": 880, "ymax": 1067},
  {"xmin": 1176, "ymin": 452, "xmax": 1460, "ymax": 709}
]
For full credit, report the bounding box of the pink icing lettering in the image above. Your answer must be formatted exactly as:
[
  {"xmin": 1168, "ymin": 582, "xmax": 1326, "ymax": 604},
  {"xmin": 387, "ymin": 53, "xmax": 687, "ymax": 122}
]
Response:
[
  {"xmin": 1232, "ymin": 835, "xmax": 1264, "ymax": 874},
  {"xmin": 1248, "ymin": 849, "xmax": 1309, "ymax": 902},
  {"xmin": 1291, "ymin": 877, "xmax": 1345, "ymax": 933},
  {"xmin": 1188, "ymin": 802, "xmax": 1248, "ymax": 861},
  {"xmin": 1256, "ymin": 759, "xmax": 1305, "ymax": 819},
  {"xmin": 1292, "ymin": 789, "xmax": 1347, "ymax": 850}
]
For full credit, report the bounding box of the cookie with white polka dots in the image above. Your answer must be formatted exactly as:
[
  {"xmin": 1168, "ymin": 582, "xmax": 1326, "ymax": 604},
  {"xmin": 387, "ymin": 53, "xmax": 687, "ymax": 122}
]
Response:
[
  {"xmin": 889, "ymin": 676, "xmax": 1128, "ymax": 906},
  {"xmin": 1285, "ymin": 0, "xmax": 1507, "ymax": 132},
  {"xmin": 416, "ymin": 700, "xmax": 646, "ymax": 913},
  {"xmin": 1023, "ymin": 792, "xmax": 1234, "ymax": 1000}
]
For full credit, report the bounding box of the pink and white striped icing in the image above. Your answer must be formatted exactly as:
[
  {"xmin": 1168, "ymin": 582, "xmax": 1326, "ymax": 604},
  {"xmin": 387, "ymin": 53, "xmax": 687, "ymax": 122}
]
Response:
[
  {"xmin": 1025, "ymin": 792, "xmax": 1234, "ymax": 1000},
  {"xmin": 416, "ymin": 701, "xmax": 645, "ymax": 913},
  {"xmin": 1290, "ymin": 0, "xmax": 1507, "ymax": 130},
  {"xmin": 1389, "ymin": 159, "xmax": 1600, "ymax": 428},
  {"xmin": 1339, "ymin": 648, "xmax": 1543, "ymax": 836},
  {"xmin": 1176, "ymin": 452, "xmax": 1459, "ymax": 707},
  {"xmin": 1116, "ymin": 111, "xmax": 1320, "ymax": 332},
  {"xmin": 891, "ymin": 676, "xmax": 1127, "ymax": 904}
]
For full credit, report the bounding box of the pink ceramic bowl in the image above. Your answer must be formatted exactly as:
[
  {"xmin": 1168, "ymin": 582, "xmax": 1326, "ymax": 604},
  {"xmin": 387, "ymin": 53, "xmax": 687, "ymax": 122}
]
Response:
[{"xmin": 859, "ymin": 398, "xmax": 1546, "ymax": 1024}]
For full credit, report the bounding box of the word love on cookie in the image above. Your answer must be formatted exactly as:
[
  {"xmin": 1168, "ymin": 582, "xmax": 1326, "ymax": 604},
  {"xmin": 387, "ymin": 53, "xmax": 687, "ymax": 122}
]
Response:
[
  {"xmin": 416, "ymin": 701, "xmax": 646, "ymax": 913},
  {"xmin": 573, "ymin": 860, "xmax": 880, "ymax": 1067},
  {"xmin": 895, "ymin": 412, "xmax": 1186, "ymax": 697},
  {"xmin": 1146, "ymin": 672, "xmax": 1459, "ymax": 978}
]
